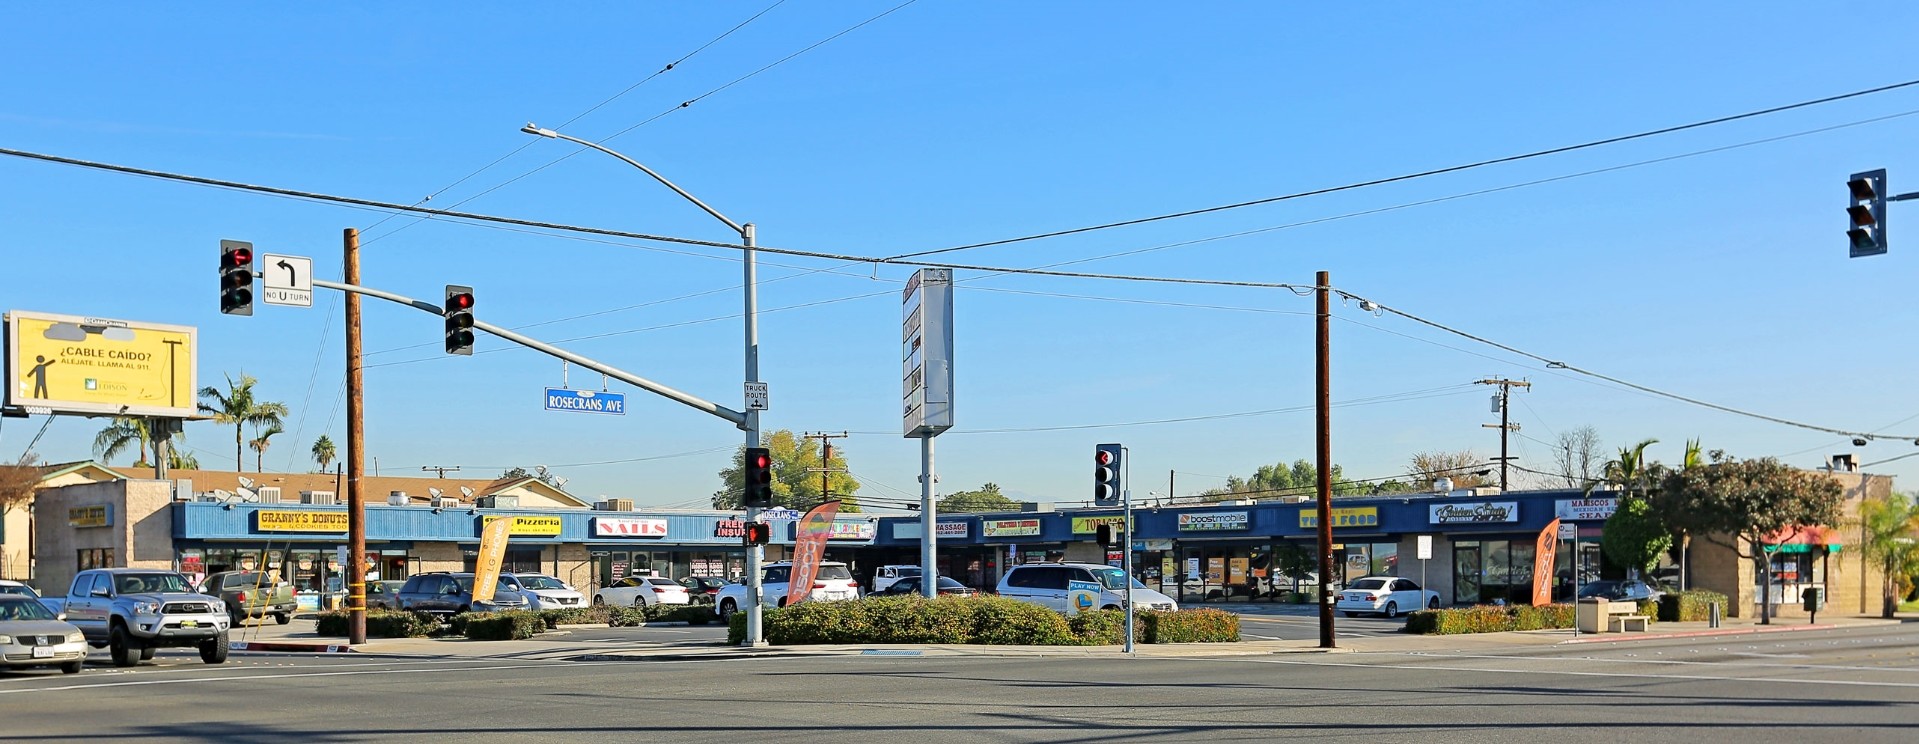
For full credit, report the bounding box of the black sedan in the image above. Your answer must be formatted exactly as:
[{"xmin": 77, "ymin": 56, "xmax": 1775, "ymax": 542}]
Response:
[{"xmin": 872, "ymin": 576, "xmax": 979, "ymax": 597}]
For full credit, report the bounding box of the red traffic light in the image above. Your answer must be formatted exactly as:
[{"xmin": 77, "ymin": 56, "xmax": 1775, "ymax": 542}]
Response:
[
  {"xmin": 225, "ymin": 247, "xmax": 252, "ymax": 266},
  {"xmin": 751, "ymin": 452, "xmax": 772, "ymax": 469},
  {"xmin": 448, "ymin": 292, "xmax": 474, "ymax": 310},
  {"xmin": 1095, "ymin": 450, "xmax": 1114, "ymax": 466}
]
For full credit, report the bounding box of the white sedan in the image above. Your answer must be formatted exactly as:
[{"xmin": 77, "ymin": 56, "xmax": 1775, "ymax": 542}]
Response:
[
  {"xmin": 595, "ymin": 577, "xmax": 690, "ymax": 607},
  {"xmin": 1335, "ymin": 576, "xmax": 1439, "ymax": 618}
]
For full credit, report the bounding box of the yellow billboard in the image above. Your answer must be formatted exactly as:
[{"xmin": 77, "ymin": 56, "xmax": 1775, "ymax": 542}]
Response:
[
  {"xmin": 6, "ymin": 310, "xmax": 197, "ymax": 418},
  {"xmin": 481, "ymin": 514, "xmax": 564, "ymax": 537}
]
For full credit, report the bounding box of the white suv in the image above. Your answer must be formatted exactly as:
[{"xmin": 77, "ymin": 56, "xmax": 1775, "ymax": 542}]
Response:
[
  {"xmin": 714, "ymin": 561, "xmax": 860, "ymax": 618},
  {"xmin": 997, "ymin": 563, "xmax": 1178, "ymax": 614}
]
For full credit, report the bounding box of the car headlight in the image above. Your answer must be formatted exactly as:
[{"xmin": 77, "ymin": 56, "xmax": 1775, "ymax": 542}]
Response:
[
  {"xmin": 0, "ymin": 635, "xmax": 12, "ymax": 645},
  {"xmin": 67, "ymin": 632, "xmax": 85, "ymax": 644},
  {"xmin": 133, "ymin": 601, "xmax": 161, "ymax": 615}
]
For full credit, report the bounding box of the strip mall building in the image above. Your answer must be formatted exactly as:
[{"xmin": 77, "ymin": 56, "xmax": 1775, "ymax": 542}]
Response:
[{"xmin": 19, "ymin": 463, "xmax": 1893, "ymax": 618}]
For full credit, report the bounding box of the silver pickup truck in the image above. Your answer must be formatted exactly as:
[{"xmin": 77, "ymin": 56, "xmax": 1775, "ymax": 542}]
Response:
[{"xmin": 49, "ymin": 568, "xmax": 232, "ymax": 666}]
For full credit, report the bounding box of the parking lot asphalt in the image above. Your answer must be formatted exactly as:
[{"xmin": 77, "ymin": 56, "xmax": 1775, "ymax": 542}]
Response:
[{"xmin": 201, "ymin": 606, "xmax": 1912, "ymax": 663}]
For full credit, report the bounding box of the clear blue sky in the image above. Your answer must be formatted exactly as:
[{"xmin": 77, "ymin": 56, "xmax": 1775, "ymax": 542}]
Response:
[{"xmin": 5, "ymin": 3, "xmax": 1919, "ymax": 511}]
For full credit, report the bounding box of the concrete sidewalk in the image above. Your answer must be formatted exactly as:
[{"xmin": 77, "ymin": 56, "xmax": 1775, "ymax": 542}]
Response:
[{"xmin": 221, "ymin": 612, "xmax": 1910, "ymax": 661}]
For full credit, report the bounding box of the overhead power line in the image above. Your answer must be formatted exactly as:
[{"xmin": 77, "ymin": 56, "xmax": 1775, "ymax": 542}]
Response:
[{"xmin": 879, "ymin": 77, "xmax": 1919, "ymax": 261}]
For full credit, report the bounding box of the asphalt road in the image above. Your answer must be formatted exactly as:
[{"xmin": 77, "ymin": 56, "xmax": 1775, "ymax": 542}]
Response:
[{"xmin": 5, "ymin": 623, "xmax": 1915, "ymax": 743}]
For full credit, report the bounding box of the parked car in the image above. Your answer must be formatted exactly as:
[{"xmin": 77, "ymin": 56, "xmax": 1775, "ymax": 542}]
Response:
[
  {"xmin": 996, "ymin": 563, "xmax": 1178, "ymax": 614},
  {"xmin": 0, "ymin": 580, "xmax": 56, "ymax": 615},
  {"xmin": 201, "ymin": 571, "xmax": 297, "ymax": 625},
  {"xmin": 715, "ymin": 561, "xmax": 861, "ymax": 618},
  {"xmin": 55, "ymin": 568, "xmax": 231, "ymax": 666},
  {"xmin": 365, "ymin": 580, "xmax": 407, "ymax": 610},
  {"xmin": 1577, "ymin": 579, "xmax": 1663, "ymax": 604},
  {"xmin": 678, "ymin": 576, "xmax": 727, "ymax": 604},
  {"xmin": 0, "ymin": 595, "xmax": 88, "ymax": 674},
  {"xmin": 395, "ymin": 573, "xmax": 529, "ymax": 617},
  {"xmin": 1335, "ymin": 576, "xmax": 1440, "ymax": 618},
  {"xmin": 504, "ymin": 574, "xmax": 586, "ymax": 610},
  {"xmin": 872, "ymin": 575, "xmax": 978, "ymax": 597},
  {"xmin": 595, "ymin": 576, "xmax": 690, "ymax": 607},
  {"xmin": 871, "ymin": 565, "xmax": 921, "ymax": 593}
]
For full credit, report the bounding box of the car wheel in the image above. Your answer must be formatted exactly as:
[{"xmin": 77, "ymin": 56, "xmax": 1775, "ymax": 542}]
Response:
[
  {"xmin": 1383, "ymin": 601, "xmax": 1399, "ymax": 619},
  {"xmin": 1102, "ymin": 605, "xmax": 1120, "ymax": 611},
  {"xmin": 458, "ymin": 605, "xmax": 471, "ymax": 614},
  {"xmin": 1427, "ymin": 597, "xmax": 1440, "ymax": 610},
  {"xmin": 274, "ymin": 612, "xmax": 291, "ymax": 625},
  {"xmin": 719, "ymin": 599, "xmax": 738, "ymax": 619},
  {"xmin": 593, "ymin": 595, "xmax": 605, "ymax": 606},
  {"xmin": 1342, "ymin": 611, "xmax": 1358, "ymax": 618},
  {"xmin": 633, "ymin": 596, "xmax": 647, "ymax": 608},
  {"xmin": 139, "ymin": 646, "xmax": 156, "ymax": 661},
  {"xmin": 776, "ymin": 598, "xmax": 788, "ymax": 608},
  {"xmin": 60, "ymin": 661, "xmax": 82, "ymax": 674},
  {"xmin": 200, "ymin": 631, "xmax": 230, "ymax": 664},
  {"xmin": 109, "ymin": 625, "xmax": 138, "ymax": 667}
]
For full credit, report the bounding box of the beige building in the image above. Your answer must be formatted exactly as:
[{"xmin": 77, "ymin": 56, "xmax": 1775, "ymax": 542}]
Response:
[
  {"xmin": 1686, "ymin": 469, "xmax": 1893, "ymax": 618},
  {"xmin": 1, "ymin": 461, "xmax": 125, "ymax": 582}
]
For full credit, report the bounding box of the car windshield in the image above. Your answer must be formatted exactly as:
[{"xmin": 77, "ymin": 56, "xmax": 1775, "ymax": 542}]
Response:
[
  {"xmin": 0, "ymin": 596, "xmax": 58, "ymax": 621},
  {"xmin": 697, "ymin": 578, "xmax": 726, "ymax": 589},
  {"xmin": 897, "ymin": 567, "xmax": 922, "ymax": 577},
  {"xmin": 453, "ymin": 577, "xmax": 516, "ymax": 594},
  {"xmin": 1577, "ymin": 581, "xmax": 1624, "ymax": 598},
  {"xmin": 0, "ymin": 584, "xmax": 40, "ymax": 599},
  {"xmin": 115, "ymin": 573, "xmax": 191, "ymax": 594},
  {"xmin": 1088, "ymin": 568, "xmax": 1147, "ymax": 591},
  {"xmin": 1350, "ymin": 578, "xmax": 1390, "ymax": 591},
  {"xmin": 222, "ymin": 574, "xmax": 277, "ymax": 589},
  {"xmin": 817, "ymin": 565, "xmax": 854, "ymax": 581},
  {"xmin": 517, "ymin": 576, "xmax": 568, "ymax": 590},
  {"xmin": 936, "ymin": 577, "xmax": 969, "ymax": 590}
]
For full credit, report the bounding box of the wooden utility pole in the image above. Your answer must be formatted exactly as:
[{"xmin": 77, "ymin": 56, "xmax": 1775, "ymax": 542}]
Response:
[
  {"xmin": 1477, "ymin": 378, "xmax": 1531, "ymax": 490},
  {"xmin": 803, "ymin": 431, "xmax": 849, "ymax": 504},
  {"xmin": 345, "ymin": 228, "xmax": 366, "ymax": 646},
  {"xmin": 1315, "ymin": 270, "xmax": 1335, "ymax": 649}
]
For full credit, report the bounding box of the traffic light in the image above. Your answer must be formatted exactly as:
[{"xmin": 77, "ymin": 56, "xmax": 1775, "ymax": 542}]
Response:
[
  {"xmin": 444, "ymin": 284, "xmax": 475, "ymax": 355},
  {"xmin": 1848, "ymin": 169, "xmax": 1888, "ymax": 258},
  {"xmin": 1094, "ymin": 443, "xmax": 1123, "ymax": 506},
  {"xmin": 1096, "ymin": 523, "xmax": 1117, "ymax": 548},
  {"xmin": 219, "ymin": 240, "xmax": 254, "ymax": 316},
  {"xmin": 743, "ymin": 446, "xmax": 775, "ymax": 508},
  {"xmin": 743, "ymin": 522, "xmax": 771, "ymax": 546}
]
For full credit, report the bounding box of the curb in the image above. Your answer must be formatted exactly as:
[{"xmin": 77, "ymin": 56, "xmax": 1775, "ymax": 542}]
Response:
[
  {"xmin": 229, "ymin": 640, "xmax": 359, "ymax": 654},
  {"xmin": 1560, "ymin": 622, "xmax": 1845, "ymax": 644}
]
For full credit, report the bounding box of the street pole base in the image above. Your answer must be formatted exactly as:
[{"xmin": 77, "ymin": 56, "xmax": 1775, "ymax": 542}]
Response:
[{"xmin": 742, "ymin": 640, "xmax": 770, "ymax": 648}]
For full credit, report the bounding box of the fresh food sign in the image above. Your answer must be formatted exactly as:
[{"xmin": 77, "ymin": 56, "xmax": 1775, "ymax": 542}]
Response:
[{"xmin": 1299, "ymin": 507, "xmax": 1378, "ymax": 529}]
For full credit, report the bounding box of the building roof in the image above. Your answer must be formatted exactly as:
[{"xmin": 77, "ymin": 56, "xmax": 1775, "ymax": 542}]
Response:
[{"xmin": 104, "ymin": 468, "xmax": 590, "ymax": 507}]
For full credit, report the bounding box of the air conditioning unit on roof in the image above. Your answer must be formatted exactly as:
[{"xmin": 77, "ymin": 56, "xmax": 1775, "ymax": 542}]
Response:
[
  {"xmin": 300, "ymin": 490, "xmax": 338, "ymax": 505},
  {"xmin": 387, "ymin": 491, "xmax": 410, "ymax": 506},
  {"xmin": 433, "ymin": 497, "xmax": 461, "ymax": 509},
  {"xmin": 477, "ymin": 495, "xmax": 519, "ymax": 509},
  {"xmin": 257, "ymin": 487, "xmax": 283, "ymax": 504},
  {"xmin": 595, "ymin": 498, "xmax": 635, "ymax": 512}
]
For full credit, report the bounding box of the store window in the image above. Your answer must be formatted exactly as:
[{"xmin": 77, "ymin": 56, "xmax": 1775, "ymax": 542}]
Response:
[
  {"xmin": 77, "ymin": 548, "xmax": 114, "ymax": 571},
  {"xmin": 1450, "ymin": 538, "xmax": 1536, "ymax": 605}
]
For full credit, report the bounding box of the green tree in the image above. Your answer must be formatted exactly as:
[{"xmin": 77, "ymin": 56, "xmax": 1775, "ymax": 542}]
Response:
[
  {"xmin": 502, "ymin": 466, "xmax": 562, "ymax": 486},
  {"xmin": 197, "ymin": 374, "xmax": 288, "ymax": 472},
  {"xmin": 711, "ymin": 430, "xmax": 861, "ymax": 512},
  {"xmin": 311, "ymin": 435, "xmax": 337, "ymax": 473},
  {"xmin": 248, "ymin": 423, "xmax": 284, "ymax": 472},
  {"xmin": 92, "ymin": 416, "xmax": 153, "ymax": 467},
  {"xmin": 938, "ymin": 482, "xmax": 1019, "ymax": 513},
  {"xmin": 1653, "ymin": 453, "xmax": 1844, "ymax": 623},
  {"xmin": 1200, "ymin": 459, "xmax": 1363, "ymax": 502},
  {"xmin": 1601, "ymin": 497, "xmax": 1671, "ymax": 578},
  {"xmin": 1407, "ymin": 450, "xmax": 1490, "ymax": 489},
  {"xmin": 1859, "ymin": 492, "xmax": 1919, "ymax": 618}
]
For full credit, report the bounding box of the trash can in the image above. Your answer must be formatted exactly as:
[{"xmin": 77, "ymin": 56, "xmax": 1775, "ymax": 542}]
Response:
[{"xmin": 1576, "ymin": 597, "xmax": 1610, "ymax": 633}]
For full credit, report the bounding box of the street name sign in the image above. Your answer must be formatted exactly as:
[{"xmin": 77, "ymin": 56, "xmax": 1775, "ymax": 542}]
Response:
[
  {"xmin": 544, "ymin": 387, "xmax": 625, "ymax": 415},
  {"xmin": 260, "ymin": 253, "xmax": 313, "ymax": 307}
]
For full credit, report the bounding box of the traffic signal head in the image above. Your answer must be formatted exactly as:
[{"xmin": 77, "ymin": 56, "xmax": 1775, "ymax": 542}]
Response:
[
  {"xmin": 743, "ymin": 522, "xmax": 771, "ymax": 546},
  {"xmin": 1848, "ymin": 169, "xmax": 1888, "ymax": 258},
  {"xmin": 1094, "ymin": 443, "xmax": 1123, "ymax": 506},
  {"xmin": 1096, "ymin": 523, "xmax": 1117, "ymax": 547},
  {"xmin": 219, "ymin": 240, "xmax": 254, "ymax": 316},
  {"xmin": 743, "ymin": 446, "xmax": 775, "ymax": 508},
  {"xmin": 444, "ymin": 285, "xmax": 475, "ymax": 355}
]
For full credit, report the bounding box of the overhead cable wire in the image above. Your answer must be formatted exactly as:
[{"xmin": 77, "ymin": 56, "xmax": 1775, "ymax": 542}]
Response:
[{"xmin": 879, "ymin": 78, "xmax": 1919, "ymax": 261}]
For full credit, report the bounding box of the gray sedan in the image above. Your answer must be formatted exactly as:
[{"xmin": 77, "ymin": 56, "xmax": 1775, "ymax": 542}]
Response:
[{"xmin": 0, "ymin": 595, "xmax": 87, "ymax": 674}]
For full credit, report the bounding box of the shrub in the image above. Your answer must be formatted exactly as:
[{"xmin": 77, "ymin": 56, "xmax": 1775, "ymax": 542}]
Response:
[
  {"xmin": 1406, "ymin": 603, "xmax": 1590, "ymax": 635},
  {"xmin": 1143, "ymin": 609, "xmax": 1239, "ymax": 643},
  {"xmin": 604, "ymin": 605, "xmax": 649, "ymax": 627},
  {"xmin": 643, "ymin": 604, "xmax": 715, "ymax": 625},
  {"xmin": 1069, "ymin": 609, "xmax": 1131, "ymax": 645},
  {"xmin": 1510, "ymin": 604, "xmax": 1576, "ymax": 631},
  {"xmin": 539, "ymin": 607, "xmax": 598, "ymax": 628},
  {"xmin": 314, "ymin": 610, "xmax": 437, "ymax": 638},
  {"xmin": 463, "ymin": 611, "xmax": 546, "ymax": 641},
  {"xmin": 1658, "ymin": 590, "xmax": 1726, "ymax": 622},
  {"xmin": 444, "ymin": 612, "xmax": 474, "ymax": 638},
  {"xmin": 727, "ymin": 609, "xmax": 747, "ymax": 645},
  {"xmin": 969, "ymin": 598, "xmax": 1076, "ymax": 646}
]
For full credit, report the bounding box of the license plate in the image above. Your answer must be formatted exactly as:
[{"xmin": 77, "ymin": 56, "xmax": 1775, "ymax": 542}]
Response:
[
  {"xmin": 31, "ymin": 647, "xmax": 53, "ymax": 659},
  {"xmin": 180, "ymin": 620, "xmax": 199, "ymax": 628}
]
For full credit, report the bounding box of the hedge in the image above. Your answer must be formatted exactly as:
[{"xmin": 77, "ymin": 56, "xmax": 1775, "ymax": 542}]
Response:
[
  {"xmin": 1658, "ymin": 591, "xmax": 1727, "ymax": 622},
  {"xmin": 463, "ymin": 611, "xmax": 547, "ymax": 640},
  {"xmin": 644, "ymin": 604, "xmax": 717, "ymax": 625},
  {"xmin": 535, "ymin": 606, "xmax": 650, "ymax": 628},
  {"xmin": 723, "ymin": 596, "xmax": 1232, "ymax": 646},
  {"xmin": 1405, "ymin": 603, "xmax": 1586, "ymax": 635},
  {"xmin": 314, "ymin": 609, "xmax": 438, "ymax": 638}
]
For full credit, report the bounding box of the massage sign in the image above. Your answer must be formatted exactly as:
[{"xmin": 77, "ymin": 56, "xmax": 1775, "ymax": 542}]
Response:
[{"xmin": 1429, "ymin": 501, "xmax": 1519, "ymax": 524}]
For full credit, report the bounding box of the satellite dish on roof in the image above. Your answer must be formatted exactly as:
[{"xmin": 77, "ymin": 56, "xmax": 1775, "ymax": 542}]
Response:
[
  {"xmin": 235, "ymin": 486, "xmax": 257, "ymax": 502},
  {"xmin": 552, "ymin": 476, "xmax": 568, "ymax": 488},
  {"xmin": 535, "ymin": 465, "xmax": 548, "ymax": 477},
  {"xmin": 459, "ymin": 486, "xmax": 475, "ymax": 498},
  {"xmin": 429, "ymin": 487, "xmax": 444, "ymax": 499},
  {"xmin": 237, "ymin": 476, "xmax": 255, "ymax": 489}
]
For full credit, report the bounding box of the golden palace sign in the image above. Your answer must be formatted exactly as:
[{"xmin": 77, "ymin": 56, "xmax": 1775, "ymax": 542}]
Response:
[
  {"xmin": 257, "ymin": 510, "xmax": 349, "ymax": 533},
  {"xmin": 481, "ymin": 515, "xmax": 564, "ymax": 537}
]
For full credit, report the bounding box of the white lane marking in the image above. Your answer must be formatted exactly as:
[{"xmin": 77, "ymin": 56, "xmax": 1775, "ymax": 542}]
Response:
[
  {"xmin": 0, "ymin": 661, "xmax": 616, "ymax": 695},
  {"xmin": 1199, "ymin": 656, "xmax": 1919, "ymax": 689},
  {"xmin": 1386, "ymin": 650, "xmax": 1919, "ymax": 675}
]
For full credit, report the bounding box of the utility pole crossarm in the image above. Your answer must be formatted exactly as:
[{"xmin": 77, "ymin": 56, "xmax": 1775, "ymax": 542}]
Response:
[{"xmin": 310, "ymin": 278, "xmax": 746, "ymax": 427}]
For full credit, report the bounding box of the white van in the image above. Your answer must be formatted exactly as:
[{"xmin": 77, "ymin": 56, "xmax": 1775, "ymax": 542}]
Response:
[
  {"xmin": 996, "ymin": 563, "xmax": 1178, "ymax": 614},
  {"xmin": 871, "ymin": 565, "xmax": 921, "ymax": 593}
]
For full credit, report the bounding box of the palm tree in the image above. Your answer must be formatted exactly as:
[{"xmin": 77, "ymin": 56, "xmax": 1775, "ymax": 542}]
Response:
[
  {"xmin": 248, "ymin": 423, "xmax": 284, "ymax": 472},
  {"xmin": 1601, "ymin": 438, "xmax": 1661, "ymax": 500},
  {"xmin": 1860, "ymin": 493, "xmax": 1919, "ymax": 618},
  {"xmin": 311, "ymin": 435, "xmax": 337, "ymax": 473},
  {"xmin": 92, "ymin": 417, "xmax": 152, "ymax": 467},
  {"xmin": 197, "ymin": 374, "xmax": 289, "ymax": 472}
]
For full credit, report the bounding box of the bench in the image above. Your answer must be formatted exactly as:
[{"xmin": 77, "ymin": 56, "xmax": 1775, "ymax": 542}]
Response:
[{"xmin": 1608, "ymin": 614, "xmax": 1650, "ymax": 632}]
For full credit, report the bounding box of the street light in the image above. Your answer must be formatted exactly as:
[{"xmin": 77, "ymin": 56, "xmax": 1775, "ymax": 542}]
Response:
[{"xmin": 522, "ymin": 122, "xmax": 767, "ymax": 646}]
